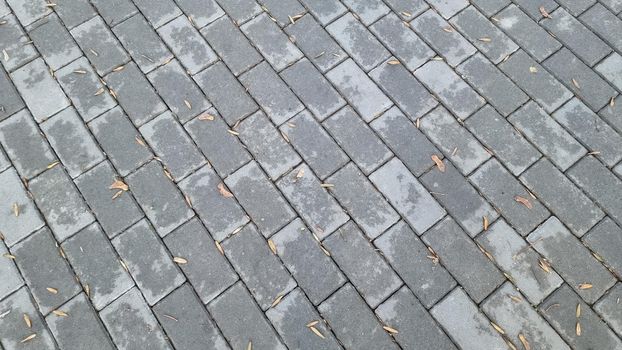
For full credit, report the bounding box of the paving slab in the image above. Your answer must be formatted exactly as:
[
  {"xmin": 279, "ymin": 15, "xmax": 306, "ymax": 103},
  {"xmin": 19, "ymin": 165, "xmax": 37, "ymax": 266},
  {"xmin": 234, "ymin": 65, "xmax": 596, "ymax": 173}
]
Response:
[
  {"xmin": 0, "ymin": 167, "xmax": 45, "ymax": 246},
  {"xmin": 0, "ymin": 14, "xmax": 38, "ymax": 72},
  {"xmin": 70, "ymin": 16, "xmax": 130, "ymax": 75},
  {"xmin": 26, "ymin": 14, "xmax": 82, "ymax": 71}
]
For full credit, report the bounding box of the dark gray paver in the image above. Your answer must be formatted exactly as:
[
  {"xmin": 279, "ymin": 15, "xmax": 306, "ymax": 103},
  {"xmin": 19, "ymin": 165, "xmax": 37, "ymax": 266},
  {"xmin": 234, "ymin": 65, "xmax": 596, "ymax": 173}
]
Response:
[
  {"xmin": 421, "ymin": 162, "xmax": 498, "ymax": 237},
  {"xmin": 51, "ymin": 0, "xmax": 96, "ymax": 29},
  {"xmin": 70, "ymin": 16, "xmax": 129, "ymax": 75},
  {"xmin": 584, "ymin": 218, "xmax": 622, "ymax": 278},
  {"xmin": 270, "ymin": 218, "xmax": 346, "ymax": 305},
  {"xmin": 280, "ymin": 59, "xmax": 346, "ymax": 121},
  {"xmin": 423, "ymin": 217, "xmax": 505, "ymax": 303},
  {"xmin": 512, "ymin": 0, "xmax": 559, "ymax": 19},
  {"xmin": 0, "ymin": 109, "xmax": 57, "ymax": 177},
  {"xmin": 157, "ymin": 15, "xmax": 217, "ymax": 75},
  {"xmin": 371, "ymin": 107, "xmax": 440, "ymax": 176},
  {"xmin": 319, "ymin": 283, "xmax": 400, "ymax": 350},
  {"xmin": 178, "ymin": 165, "xmax": 249, "ymax": 241},
  {"xmin": 225, "ymin": 161, "xmax": 296, "ymax": 237},
  {"xmin": 544, "ymin": 48, "xmax": 616, "ymax": 112},
  {"xmin": 208, "ymin": 282, "xmax": 287, "ymax": 350},
  {"xmin": 266, "ymin": 288, "xmax": 343, "ymax": 350},
  {"xmin": 277, "ymin": 164, "xmax": 349, "ymax": 239},
  {"xmin": 147, "ymin": 60, "xmax": 211, "ymax": 123},
  {"xmin": 0, "ymin": 241, "xmax": 23, "ymax": 300},
  {"xmin": 62, "ymin": 223, "xmax": 134, "ymax": 310},
  {"xmin": 184, "ymin": 108, "xmax": 251, "ymax": 176},
  {"xmin": 240, "ymin": 13, "xmax": 303, "ymax": 71},
  {"xmin": 279, "ymin": 111, "xmax": 349, "ymax": 179},
  {"xmin": 326, "ymin": 13, "xmax": 390, "ymax": 71},
  {"xmin": 45, "ymin": 293, "xmax": 115, "ymax": 350},
  {"xmin": 104, "ymin": 63, "xmax": 167, "ymax": 126},
  {"xmin": 176, "ymin": 0, "xmax": 223, "ymax": 28},
  {"xmin": 481, "ymin": 282, "xmax": 571, "ymax": 350},
  {"xmin": 257, "ymin": 0, "xmax": 305, "ymax": 27},
  {"xmin": 284, "ymin": 15, "xmax": 346, "ymax": 73},
  {"xmin": 420, "ymin": 106, "xmax": 491, "ymax": 175},
  {"xmin": 410, "ymin": 9, "xmax": 476, "ymax": 67},
  {"xmin": 200, "ymin": 15, "xmax": 262, "ymax": 76},
  {"xmin": 370, "ymin": 157, "xmax": 446, "ymax": 233},
  {"xmin": 509, "ymin": 101, "xmax": 586, "ymax": 171},
  {"xmin": 568, "ymin": 156, "xmax": 622, "ymax": 226},
  {"xmin": 580, "ymin": 3, "xmax": 622, "ymax": 52},
  {"xmin": 376, "ymin": 286, "xmax": 458, "ymax": 350},
  {"xmin": 10, "ymin": 58, "xmax": 70, "ymax": 123},
  {"xmin": 29, "ymin": 167, "xmax": 95, "ymax": 241},
  {"xmin": 450, "ymin": 6, "xmax": 518, "ymax": 64},
  {"xmin": 163, "ymin": 218, "xmax": 238, "ymax": 303},
  {"xmin": 327, "ymin": 163, "xmax": 399, "ymax": 239},
  {"xmin": 541, "ymin": 7, "xmax": 610, "ymax": 66},
  {"xmin": 324, "ymin": 221, "xmax": 402, "ymax": 308},
  {"xmin": 596, "ymin": 53, "xmax": 622, "ymax": 91},
  {"xmin": 520, "ymin": 158, "xmax": 604, "ymax": 237},
  {"xmin": 466, "ymin": 105, "xmax": 541, "ymax": 175},
  {"xmin": 213, "ymin": 0, "xmax": 262, "ymax": 24},
  {"xmin": 477, "ymin": 219, "xmax": 563, "ymax": 304},
  {"xmin": 555, "ymin": 0, "xmax": 595, "ymax": 15},
  {"xmin": 430, "ymin": 288, "xmax": 508, "ymax": 350},
  {"xmin": 370, "ymin": 13, "xmax": 434, "ymax": 71},
  {"xmin": 193, "ymin": 62, "xmax": 258, "ymax": 125},
  {"xmin": 528, "ymin": 217, "xmax": 616, "ymax": 303},
  {"xmin": 457, "ymin": 53, "xmax": 528, "ymax": 116},
  {"xmin": 89, "ymin": 0, "xmax": 137, "ymax": 26},
  {"xmin": 88, "ymin": 106, "xmax": 153, "ymax": 176},
  {"xmin": 0, "ymin": 167, "xmax": 44, "ymax": 246},
  {"xmin": 323, "ymin": 107, "xmax": 392, "ymax": 175},
  {"xmin": 132, "ymin": 0, "xmax": 181, "ymax": 28},
  {"xmin": 153, "ymin": 284, "xmax": 229, "ymax": 350},
  {"xmin": 40, "ymin": 107, "xmax": 104, "ymax": 178},
  {"xmin": 112, "ymin": 219, "xmax": 185, "ymax": 305},
  {"xmin": 414, "ymin": 60, "xmax": 485, "ymax": 120},
  {"xmin": 0, "ymin": 287, "xmax": 56, "ymax": 350},
  {"xmin": 0, "ymin": 66, "xmax": 24, "ymax": 122},
  {"xmin": 370, "ymin": 58, "xmax": 438, "ymax": 120},
  {"xmin": 470, "ymin": 159, "xmax": 549, "ymax": 235},
  {"xmin": 113, "ymin": 13, "xmax": 173, "ymax": 74},
  {"xmin": 326, "ymin": 59, "xmax": 393, "ymax": 122},
  {"xmin": 100, "ymin": 287, "xmax": 173, "ymax": 350},
  {"xmin": 375, "ymin": 221, "xmax": 456, "ymax": 308},
  {"xmin": 139, "ymin": 111, "xmax": 206, "ymax": 180},
  {"xmin": 499, "ymin": 50, "xmax": 573, "ymax": 113},
  {"xmin": 11, "ymin": 227, "xmax": 81, "ymax": 314},
  {"xmin": 553, "ymin": 98, "xmax": 622, "ymax": 166},
  {"xmin": 298, "ymin": 0, "xmax": 347, "ymax": 25},
  {"xmin": 595, "ymin": 283, "xmax": 622, "ymax": 337},
  {"xmin": 237, "ymin": 111, "xmax": 301, "ymax": 180},
  {"xmin": 539, "ymin": 285, "xmax": 622, "ymax": 349},
  {"xmin": 0, "ymin": 14, "xmax": 38, "ymax": 72},
  {"xmin": 55, "ymin": 57, "xmax": 117, "ymax": 122},
  {"xmin": 495, "ymin": 4, "xmax": 561, "ymax": 61},
  {"xmin": 125, "ymin": 161, "xmax": 194, "ymax": 237},
  {"xmin": 27, "ymin": 14, "xmax": 82, "ymax": 71},
  {"xmin": 239, "ymin": 62, "xmax": 304, "ymax": 125}
]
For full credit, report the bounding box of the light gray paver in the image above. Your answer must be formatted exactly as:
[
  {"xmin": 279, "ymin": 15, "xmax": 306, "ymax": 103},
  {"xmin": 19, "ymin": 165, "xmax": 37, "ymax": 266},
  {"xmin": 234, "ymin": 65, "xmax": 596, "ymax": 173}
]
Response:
[
  {"xmin": 596, "ymin": 53, "xmax": 622, "ymax": 91},
  {"xmin": 132, "ymin": 0, "xmax": 181, "ymax": 28},
  {"xmin": 0, "ymin": 167, "xmax": 44, "ymax": 246},
  {"xmin": 580, "ymin": 3, "xmax": 622, "ymax": 52},
  {"xmin": 27, "ymin": 13, "xmax": 82, "ymax": 71},
  {"xmin": 213, "ymin": 0, "xmax": 261, "ymax": 24},
  {"xmin": 257, "ymin": 0, "xmax": 305, "ymax": 27},
  {"xmin": 175, "ymin": 0, "xmax": 223, "ymax": 28},
  {"xmin": 70, "ymin": 16, "xmax": 130, "ymax": 75},
  {"xmin": 341, "ymin": 0, "xmax": 390, "ymax": 25},
  {"xmin": 0, "ymin": 14, "xmax": 38, "ymax": 72},
  {"xmin": 89, "ymin": 0, "xmax": 136, "ymax": 26},
  {"xmin": 0, "ymin": 240, "xmax": 23, "ymax": 300},
  {"xmin": 5, "ymin": 0, "xmax": 50, "ymax": 27},
  {"xmin": 298, "ymin": 0, "xmax": 347, "ymax": 25}
]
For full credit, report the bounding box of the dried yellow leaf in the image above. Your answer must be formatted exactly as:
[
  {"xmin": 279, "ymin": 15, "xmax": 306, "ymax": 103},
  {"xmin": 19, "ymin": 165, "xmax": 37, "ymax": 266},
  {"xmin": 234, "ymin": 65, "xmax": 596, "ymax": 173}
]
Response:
[
  {"xmin": 52, "ymin": 310, "xmax": 68, "ymax": 317},
  {"xmin": 540, "ymin": 6, "xmax": 552, "ymax": 18},
  {"xmin": 268, "ymin": 239, "xmax": 277, "ymax": 255},
  {"xmin": 11, "ymin": 203, "xmax": 19, "ymax": 217},
  {"xmin": 387, "ymin": 59, "xmax": 401, "ymax": 65},
  {"xmin": 109, "ymin": 179, "xmax": 129, "ymax": 191},
  {"xmin": 46, "ymin": 287, "xmax": 58, "ymax": 294},
  {"xmin": 184, "ymin": 99, "xmax": 192, "ymax": 110},
  {"xmin": 518, "ymin": 333, "xmax": 531, "ymax": 350},
  {"xmin": 112, "ymin": 65, "xmax": 124, "ymax": 72},
  {"xmin": 483, "ymin": 216, "xmax": 489, "ymax": 231},
  {"xmin": 271, "ymin": 294, "xmax": 284, "ymax": 308},
  {"xmin": 529, "ymin": 66, "xmax": 538, "ymax": 73},
  {"xmin": 217, "ymin": 182, "xmax": 233, "ymax": 198},
  {"xmin": 47, "ymin": 161, "xmax": 60, "ymax": 169},
  {"xmin": 173, "ymin": 257, "xmax": 188, "ymax": 265},
  {"xmin": 578, "ymin": 283, "xmax": 593, "ymax": 290},
  {"xmin": 491, "ymin": 322, "xmax": 505, "ymax": 334},
  {"xmin": 514, "ymin": 195, "xmax": 533, "ymax": 209},
  {"xmin": 198, "ymin": 113, "xmax": 215, "ymax": 121},
  {"xmin": 538, "ymin": 258, "xmax": 551, "ymax": 273},
  {"xmin": 442, "ymin": 26, "xmax": 453, "ymax": 33},
  {"xmin": 431, "ymin": 155, "xmax": 445, "ymax": 172},
  {"xmin": 576, "ymin": 304, "xmax": 581, "ymax": 318},
  {"xmin": 215, "ymin": 240, "xmax": 224, "ymax": 255},
  {"xmin": 383, "ymin": 326, "xmax": 399, "ymax": 334},
  {"xmin": 3, "ymin": 253, "xmax": 16, "ymax": 260},
  {"xmin": 576, "ymin": 321, "xmax": 581, "ymax": 336},
  {"xmin": 306, "ymin": 320, "xmax": 319, "ymax": 327},
  {"xmin": 571, "ymin": 78, "xmax": 580, "ymax": 89},
  {"xmin": 295, "ymin": 167, "xmax": 305, "ymax": 180},
  {"xmin": 247, "ymin": 341, "xmax": 252, "ymax": 350},
  {"xmin": 478, "ymin": 37, "xmax": 492, "ymax": 42},
  {"xmin": 20, "ymin": 334, "xmax": 36, "ymax": 343},
  {"xmin": 309, "ymin": 326, "xmax": 325, "ymax": 339},
  {"xmin": 23, "ymin": 314, "xmax": 32, "ymax": 328}
]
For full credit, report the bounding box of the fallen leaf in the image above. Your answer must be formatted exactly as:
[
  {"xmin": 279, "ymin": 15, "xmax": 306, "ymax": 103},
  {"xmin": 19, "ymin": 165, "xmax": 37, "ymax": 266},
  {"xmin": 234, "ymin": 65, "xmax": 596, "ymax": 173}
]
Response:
[
  {"xmin": 183, "ymin": 99, "xmax": 192, "ymax": 110},
  {"xmin": 610, "ymin": 96, "xmax": 616, "ymax": 107},
  {"xmin": 215, "ymin": 240, "xmax": 224, "ymax": 255},
  {"xmin": 52, "ymin": 310, "xmax": 68, "ymax": 317},
  {"xmin": 47, "ymin": 161, "xmax": 60, "ymax": 169},
  {"xmin": 578, "ymin": 283, "xmax": 593, "ymax": 290},
  {"xmin": 295, "ymin": 168, "xmax": 304, "ymax": 180},
  {"xmin": 271, "ymin": 294, "xmax": 284, "ymax": 308},
  {"xmin": 478, "ymin": 37, "xmax": 492, "ymax": 42},
  {"xmin": 387, "ymin": 59, "xmax": 401, "ymax": 65},
  {"xmin": 491, "ymin": 322, "xmax": 505, "ymax": 335},
  {"xmin": 442, "ymin": 26, "xmax": 453, "ymax": 33},
  {"xmin": 431, "ymin": 155, "xmax": 445, "ymax": 172},
  {"xmin": 401, "ymin": 11, "xmax": 412, "ymax": 17},
  {"xmin": 20, "ymin": 334, "xmax": 36, "ymax": 343},
  {"xmin": 217, "ymin": 183, "xmax": 233, "ymax": 198},
  {"xmin": 46, "ymin": 287, "xmax": 58, "ymax": 294},
  {"xmin": 309, "ymin": 326, "xmax": 325, "ymax": 339},
  {"xmin": 163, "ymin": 314, "xmax": 178, "ymax": 321},
  {"xmin": 23, "ymin": 314, "xmax": 31, "ymax": 328},
  {"xmin": 306, "ymin": 320, "xmax": 319, "ymax": 327},
  {"xmin": 135, "ymin": 136, "xmax": 146, "ymax": 147},
  {"xmin": 2, "ymin": 49, "xmax": 8, "ymax": 62},
  {"xmin": 529, "ymin": 66, "xmax": 538, "ymax": 73},
  {"xmin": 109, "ymin": 179, "xmax": 128, "ymax": 191},
  {"xmin": 173, "ymin": 257, "xmax": 188, "ymax": 265},
  {"xmin": 198, "ymin": 113, "xmax": 214, "ymax": 121},
  {"xmin": 518, "ymin": 333, "xmax": 531, "ymax": 350},
  {"xmin": 12, "ymin": 203, "xmax": 19, "ymax": 217},
  {"xmin": 247, "ymin": 341, "xmax": 252, "ymax": 350},
  {"xmin": 112, "ymin": 65, "xmax": 124, "ymax": 72},
  {"xmin": 268, "ymin": 240, "xmax": 277, "ymax": 254},
  {"xmin": 571, "ymin": 78, "xmax": 580, "ymax": 89},
  {"xmin": 576, "ymin": 322, "xmax": 581, "ymax": 336},
  {"xmin": 514, "ymin": 196, "xmax": 533, "ymax": 209},
  {"xmin": 320, "ymin": 183, "xmax": 334, "ymax": 188},
  {"xmin": 538, "ymin": 258, "xmax": 551, "ymax": 273},
  {"xmin": 483, "ymin": 216, "xmax": 489, "ymax": 231},
  {"xmin": 383, "ymin": 326, "xmax": 399, "ymax": 334},
  {"xmin": 540, "ymin": 6, "xmax": 552, "ymax": 18},
  {"xmin": 576, "ymin": 304, "xmax": 581, "ymax": 318}
]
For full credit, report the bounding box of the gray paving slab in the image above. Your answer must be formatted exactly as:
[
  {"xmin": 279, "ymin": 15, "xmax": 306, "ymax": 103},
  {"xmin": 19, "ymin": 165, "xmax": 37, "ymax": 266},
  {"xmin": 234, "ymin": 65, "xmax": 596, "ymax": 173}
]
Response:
[
  {"xmin": 0, "ymin": 241, "xmax": 23, "ymax": 300},
  {"xmin": 298, "ymin": 0, "xmax": 347, "ymax": 25},
  {"xmin": 175, "ymin": 0, "xmax": 223, "ymax": 28},
  {"xmin": 132, "ymin": 0, "xmax": 181, "ymax": 28},
  {"xmin": 0, "ymin": 14, "xmax": 38, "ymax": 73},
  {"xmin": 0, "ymin": 167, "xmax": 45, "ymax": 246},
  {"xmin": 594, "ymin": 283, "xmax": 622, "ymax": 338},
  {"xmin": 89, "ymin": 0, "xmax": 137, "ymax": 26},
  {"xmin": 26, "ymin": 14, "xmax": 82, "ymax": 71},
  {"xmin": 70, "ymin": 16, "xmax": 130, "ymax": 75},
  {"xmin": 0, "ymin": 65, "xmax": 24, "ymax": 122},
  {"xmin": 213, "ymin": 0, "xmax": 262, "ymax": 24},
  {"xmin": 52, "ymin": 0, "xmax": 96, "ymax": 29},
  {"xmin": 596, "ymin": 53, "xmax": 622, "ymax": 91},
  {"xmin": 584, "ymin": 218, "xmax": 622, "ymax": 278},
  {"xmin": 257, "ymin": 0, "xmax": 305, "ymax": 27},
  {"xmin": 580, "ymin": 3, "xmax": 622, "ymax": 52}
]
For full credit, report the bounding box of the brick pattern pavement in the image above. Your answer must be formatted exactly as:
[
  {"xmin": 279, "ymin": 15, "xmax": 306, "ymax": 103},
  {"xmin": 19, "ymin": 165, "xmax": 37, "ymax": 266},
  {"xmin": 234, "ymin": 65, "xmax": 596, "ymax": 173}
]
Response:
[{"xmin": 1, "ymin": 0, "xmax": 622, "ymax": 349}]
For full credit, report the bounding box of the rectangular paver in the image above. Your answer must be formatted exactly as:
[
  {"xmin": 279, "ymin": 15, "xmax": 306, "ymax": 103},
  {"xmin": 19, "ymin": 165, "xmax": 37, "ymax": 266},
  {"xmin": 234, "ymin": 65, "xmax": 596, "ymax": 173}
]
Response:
[
  {"xmin": 175, "ymin": 0, "xmax": 223, "ymax": 28},
  {"xmin": 70, "ymin": 16, "xmax": 129, "ymax": 75},
  {"xmin": 270, "ymin": 218, "xmax": 346, "ymax": 305},
  {"xmin": 370, "ymin": 157, "xmax": 445, "ymax": 233},
  {"xmin": 62, "ymin": 223, "xmax": 134, "ymax": 310},
  {"xmin": 112, "ymin": 219, "xmax": 186, "ymax": 305},
  {"xmin": 580, "ymin": 3, "xmax": 622, "ymax": 52},
  {"xmin": 584, "ymin": 218, "xmax": 622, "ymax": 278},
  {"xmin": 132, "ymin": 0, "xmax": 181, "ymax": 28},
  {"xmin": 213, "ymin": 0, "xmax": 261, "ymax": 24},
  {"xmin": 528, "ymin": 217, "xmax": 616, "ymax": 303},
  {"xmin": 257, "ymin": 0, "xmax": 305, "ymax": 27},
  {"xmin": 596, "ymin": 53, "xmax": 622, "ymax": 91},
  {"xmin": 594, "ymin": 283, "xmax": 622, "ymax": 338},
  {"xmin": 89, "ymin": 0, "xmax": 136, "ymax": 26},
  {"xmin": 0, "ymin": 288, "xmax": 56, "ymax": 349},
  {"xmin": 157, "ymin": 16, "xmax": 217, "ymax": 75},
  {"xmin": 0, "ymin": 65, "xmax": 24, "ymax": 122},
  {"xmin": 225, "ymin": 161, "xmax": 296, "ymax": 237},
  {"xmin": 0, "ymin": 14, "xmax": 38, "ymax": 72},
  {"xmin": 0, "ymin": 241, "xmax": 23, "ymax": 300},
  {"xmin": 27, "ymin": 13, "xmax": 82, "ymax": 71},
  {"xmin": 0, "ymin": 167, "xmax": 45, "ymax": 246},
  {"xmin": 298, "ymin": 0, "xmax": 346, "ymax": 25}
]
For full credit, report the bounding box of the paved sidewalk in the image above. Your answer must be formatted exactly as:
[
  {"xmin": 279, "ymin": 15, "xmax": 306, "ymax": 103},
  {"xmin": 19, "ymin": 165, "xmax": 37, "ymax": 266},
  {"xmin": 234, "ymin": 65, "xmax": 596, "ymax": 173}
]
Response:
[{"xmin": 1, "ymin": 0, "xmax": 622, "ymax": 349}]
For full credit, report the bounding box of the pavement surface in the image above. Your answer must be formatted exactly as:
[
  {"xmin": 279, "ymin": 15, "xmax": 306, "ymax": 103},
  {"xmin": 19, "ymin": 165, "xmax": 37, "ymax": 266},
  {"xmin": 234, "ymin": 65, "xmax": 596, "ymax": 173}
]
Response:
[{"xmin": 1, "ymin": 0, "xmax": 622, "ymax": 349}]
